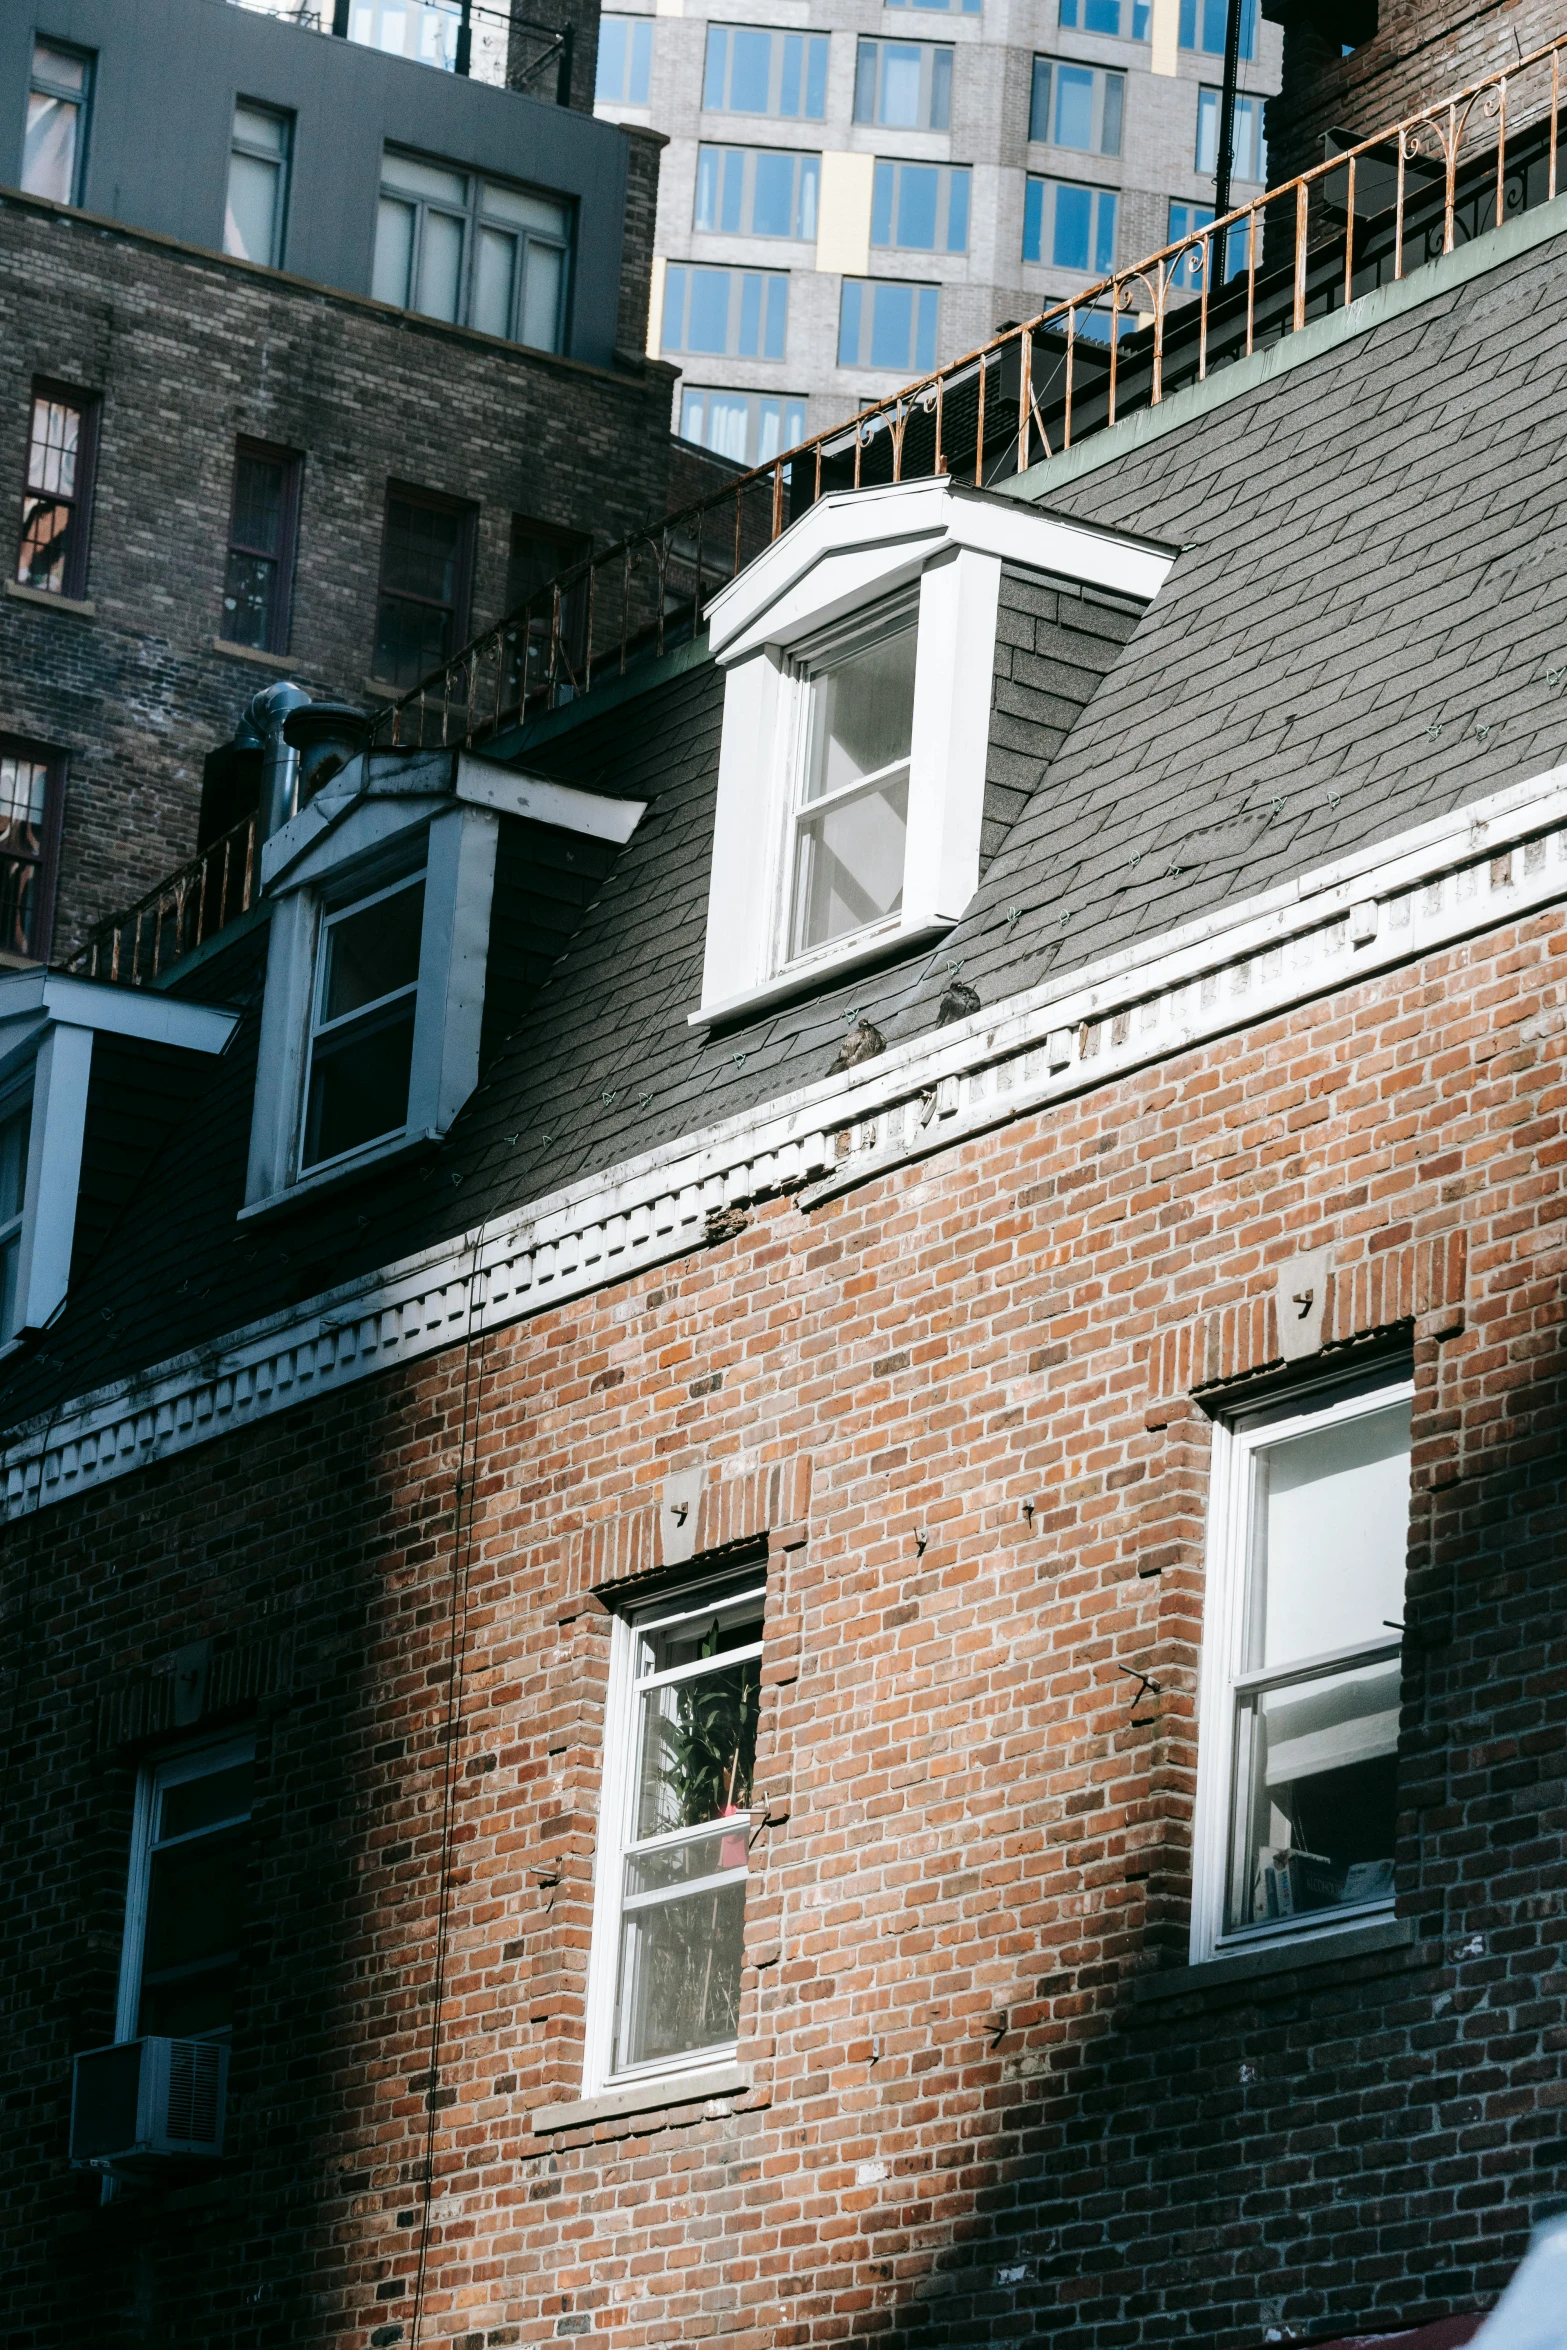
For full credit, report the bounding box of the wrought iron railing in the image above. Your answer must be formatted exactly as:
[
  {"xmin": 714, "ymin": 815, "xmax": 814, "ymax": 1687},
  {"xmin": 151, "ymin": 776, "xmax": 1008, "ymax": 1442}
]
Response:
[
  {"xmin": 368, "ymin": 28, "xmax": 1567, "ymax": 758},
  {"xmin": 62, "ymin": 814, "xmax": 258, "ymax": 988}
]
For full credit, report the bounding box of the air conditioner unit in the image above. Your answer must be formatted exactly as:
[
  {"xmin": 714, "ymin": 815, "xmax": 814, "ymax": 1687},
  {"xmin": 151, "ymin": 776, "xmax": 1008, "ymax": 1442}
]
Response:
[{"xmin": 69, "ymin": 2036, "xmax": 229, "ymax": 2175}]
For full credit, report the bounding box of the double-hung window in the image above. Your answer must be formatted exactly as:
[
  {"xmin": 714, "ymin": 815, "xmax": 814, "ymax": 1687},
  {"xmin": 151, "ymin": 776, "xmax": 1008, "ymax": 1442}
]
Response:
[
  {"xmin": 596, "ymin": 15, "xmax": 653, "ymax": 105},
  {"xmin": 301, "ymin": 863, "xmax": 427, "ymax": 1172},
  {"xmin": 0, "ymin": 1093, "xmax": 31, "ymax": 1340},
  {"xmin": 117, "ymin": 1739, "xmax": 256, "ymax": 2042},
  {"xmin": 1196, "ymin": 87, "xmax": 1267, "ymax": 182},
  {"xmin": 373, "ymin": 150, "xmax": 572, "ymax": 351},
  {"xmin": 871, "ymin": 161, "xmax": 970, "ymax": 253},
  {"xmin": 0, "ymin": 741, "xmax": 63, "ymax": 962},
  {"xmin": 694, "ymin": 146, "xmax": 820, "ymax": 240},
  {"xmin": 854, "ymin": 39, "xmax": 953, "ymax": 129},
  {"xmin": 887, "ymin": 0, "xmax": 979, "ymax": 17},
  {"xmin": 662, "ymin": 266, "xmax": 789, "ymax": 360},
  {"xmin": 1059, "ymin": 0, "xmax": 1150, "ymax": 35},
  {"xmin": 703, "ymin": 26, "xmax": 829, "ymax": 120},
  {"xmin": 373, "ymin": 484, "xmax": 476, "ymax": 690},
  {"xmin": 1023, "ymin": 177, "xmax": 1117, "ymax": 273},
  {"xmin": 1194, "ymin": 1373, "xmax": 1411, "ymax": 1954},
  {"xmin": 1030, "ymin": 58, "xmax": 1124, "ymax": 154},
  {"xmin": 22, "ymin": 40, "xmax": 93, "ymax": 206},
  {"xmin": 1180, "ymin": 0, "xmax": 1257, "ymax": 57},
  {"xmin": 16, "ymin": 382, "xmax": 99, "ymax": 601},
  {"xmin": 787, "ymin": 596, "xmax": 917, "ymax": 962},
  {"xmin": 220, "ymin": 440, "xmax": 302, "ymax": 654},
  {"xmin": 590, "ymin": 1568, "xmax": 764, "ymax": 2086},
  {"xmin": 224, "ymin": 102, "xmax": 292, "ymax": 267}
]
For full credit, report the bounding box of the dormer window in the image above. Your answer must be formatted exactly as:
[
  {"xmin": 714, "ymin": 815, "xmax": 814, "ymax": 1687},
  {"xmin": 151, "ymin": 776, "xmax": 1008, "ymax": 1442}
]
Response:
[
  {"xmin": 244, "ymin": 747, "xmax": 645, "ymax": 1214},
  {"xmin": 695, "ymin": 477, "xmax": 1176, "ymax": 1026},
  {"xmin": 302, "ymin": 864, "xmax": 426, "ymax": 1172},
  {"xmin": 790, "ymin": 599, "xmax": 917, "ymax": 965}
]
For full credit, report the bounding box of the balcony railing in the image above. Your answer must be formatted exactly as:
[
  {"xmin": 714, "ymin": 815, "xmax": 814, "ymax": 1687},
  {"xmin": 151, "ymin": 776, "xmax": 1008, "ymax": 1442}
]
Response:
[
  {"xmin": 368, "ymin": 28, "xmax": 1567, "ymax": 758},
  {"xmin": 62, "ymin": 816, "xmax": 258, "ymax": 989}
]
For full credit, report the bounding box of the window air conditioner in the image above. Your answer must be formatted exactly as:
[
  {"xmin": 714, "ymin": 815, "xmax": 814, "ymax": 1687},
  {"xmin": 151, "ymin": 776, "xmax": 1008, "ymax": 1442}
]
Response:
[{"xmin": 69, "ymin": 2036, "xmax": 229, "ymax": 2174}]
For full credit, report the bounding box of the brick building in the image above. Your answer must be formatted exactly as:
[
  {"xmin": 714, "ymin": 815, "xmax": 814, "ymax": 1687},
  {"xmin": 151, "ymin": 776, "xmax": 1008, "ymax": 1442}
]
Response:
[
  {"xmin": 5, "ymin": 36, "xmax": 1567, "ymax": 2350},
  {"xmin": 1, "ymin": 0, "xmax": 674, "ymax": 958}
]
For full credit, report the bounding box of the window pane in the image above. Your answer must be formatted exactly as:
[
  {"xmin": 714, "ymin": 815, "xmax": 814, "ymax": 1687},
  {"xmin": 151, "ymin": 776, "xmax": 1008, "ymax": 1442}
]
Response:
[
  {"xmin": 804, "ymin": 34, "xmax": 828, "ymax": 116},
  {"xmin": 630, "ymin": 18, "xmax": 652, "ymax": 100},
  {"xmin": 222, "ymin": 553, "xmax": 277, "ymax": 647},
  {"xmin": 414, "ymin": 209, "xmax": 465, "ymax": 321},
  {"xmin": 26, "ymin": 398, "xmax": 78, "ymax": 500},
  {"xmin": 141, "ymin": 1826, "xmax": 248, "ymax": 1981},
  {"xmin": 1053, "ymin": 182, "xmax": 1092, "ymax": 269},
  {"xmin": 896, "ymin": 164, "xmax": 938, "ymax": 248},
  {"xmin": 947, "ymin": 168, "xmax": 970, "ymax": 251},
  {"xmin": 869, "ymin": 280, "xmax": 913, "ymax": 369},
  {"xmin": 383, "ymin": 152, "xmax": 468, "ymax": 205},
  {"xmin": 1256, "ymin": 1402, "xmax": 1412, "ymax": 1668},
  {"xmin": 520, "ymin": 239, "xmax": 565, "ymax": 350},
  {"xmin": 1101, "ymin": 72, "xmax": 1123, "ymax": 153},
  {"xmin": 17, "ymin": 499, "xmax": 72, "ymax": 595},
  {"xmin": 633, "ymin": 1655, "xmax": 761, "ymax": 1839},
  {"xmin": 729, "ymin": 28, "xmax": 772, "ymax": 109},
  {"xmin": 614, "ymin": 1872, "xmax": 747, "ymax": 2069},
  {"xmin": 231, "ymin": 454, "xmax": 284, "ymax": 556},
  {"xmin": 234, "ymin": 102, "xmax": 289, "ymax": 155},
  {"xmin": 596, "ymin": 15, "xmax": 626, "ymax": 99},
  {"xmin": 1054, "ymin": 64, "xmax": 1095, "ymax": 147},
  {"xmin": 1196, "ymin": 86, "xmax": 1218, "ymax": 173},
  {"xmin": 304, "ymin": 998, "xmax": 418, "ymax": 1164},
  {"xmin": 474, "ymin": 224, "xmax": 517, "ymax": 337},
  {"xmin": 688, "ymin": 269, "xmax": 731, "ymax": 352},
  {"xmin": 794, "ymin": 775, "xmax": 908, "ymax": 953},
  {"xmin": 752, "ymin": 150, "xmax": 795, "ymax": 236},
  {"xmin": 806, "ymin": 624, "xmax": 916, "ymax": 802},
  {"xmin": 880, "ymin": 44, "xmax": 922, "ymax": 125},
  {"xmin": 1233, "ymin": 1658, "xmax": 1400, "ymax": 1929},
  {"xmin": 320, "ymin": 881, "xmax": 425, "ymax": 1024},
  {"xmin": 1030, "ymin": 59, "xmax": 1050, "ymax": 142},
  {"xmin": 482, "ymin": 182, "xmax": 570, "ymax": 237},
  {"xmin": 225, "ymin": 150, "xmax": 281, "ymax": 263},
  {"xmin": 382, "ymin": 497, "xmax": 464, "ymax": 603},
  {"xmin": 373, "ymin": 196, "xmax": 416, "ymax": 305},
  {"xmin": 159, "ymin": 1760, "xmax": 254, "ymax": 1842},
  {"xmin": 22, "ymin": 92, "xmax": 79, "ymax": 204},
  {"xmin": 0, "ymin": 1103, "xmax": 31, "ymax": 1228},
  {"xmin": 703, "ymin": 25, "xmax": 726, "ymax": 108}
]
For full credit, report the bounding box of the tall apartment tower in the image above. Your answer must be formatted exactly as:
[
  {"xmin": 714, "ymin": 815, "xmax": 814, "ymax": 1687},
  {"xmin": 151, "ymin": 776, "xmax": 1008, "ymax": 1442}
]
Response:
[{"xmin": 595, "ymin": 0, "xmax": 1281, "ymax": 462}]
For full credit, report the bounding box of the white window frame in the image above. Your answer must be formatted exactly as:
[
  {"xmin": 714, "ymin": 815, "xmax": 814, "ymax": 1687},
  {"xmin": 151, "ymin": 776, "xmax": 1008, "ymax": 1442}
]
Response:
[
  {"xmin": 246, "ymin": 753, "xmax": 644, "ymax": 1212},
  {"xmin": 24, "ymin": 38, "xmax": 94, "ymax": 208},
  {"xmin": 582, "ymin": 1564, "xmax": 766, "ymax": 2098},
  {"xmin": 225, "ymin": 99, "xmax": 293, "ymax": 269},
  {"xmin": 1190, "ymin": 1367, "xmax": 1414, "ymax": 1963},
  {"xmin": 114, "ymin": 1733, "xmax": 257, "ymax": 2044},
  {"xmin": 300, "ymin": 860, "xmax": 427, "ymax": 1178},
  {"xmin": 694, "ymin": 475, "xmax": 1173, "ymax": 1025}
]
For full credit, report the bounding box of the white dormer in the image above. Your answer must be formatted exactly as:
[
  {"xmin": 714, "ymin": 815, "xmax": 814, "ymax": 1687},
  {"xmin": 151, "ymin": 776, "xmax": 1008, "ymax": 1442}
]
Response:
[
  {"xmin": 244, "ymin": 750, "xmax": 644, "ymax": 1213},
  {"xmin": 693, "ymin": 475, "xmax": 1174, "ymax": 1026},
  {"xmin": 0, "ymin": 974, "xmax": 238, "ymax": 1349}
]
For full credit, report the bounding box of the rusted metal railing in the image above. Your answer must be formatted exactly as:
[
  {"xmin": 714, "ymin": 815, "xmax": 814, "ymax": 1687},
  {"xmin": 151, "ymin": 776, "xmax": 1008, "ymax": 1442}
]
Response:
[
  {"xmin": 63, "ymin": 814, "xmax": 258, "ymax": 989},
  {"xmin": 369, "ymin": 28, "xmax": 1567, "ymax": 760}
]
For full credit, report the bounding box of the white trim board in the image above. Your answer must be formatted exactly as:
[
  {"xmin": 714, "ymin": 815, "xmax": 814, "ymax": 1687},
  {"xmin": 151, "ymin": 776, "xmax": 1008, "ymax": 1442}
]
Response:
[{"xmin": 5, "ymin": 763, "xmax": 1567, "ymax": 1520}]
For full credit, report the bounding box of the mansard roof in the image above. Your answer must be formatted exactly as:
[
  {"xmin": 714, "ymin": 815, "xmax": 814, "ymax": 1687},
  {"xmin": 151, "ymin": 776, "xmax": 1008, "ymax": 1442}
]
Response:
[{"xmin": 4, "ymin": 200, "xmax": 1567, "ymax": 1447}]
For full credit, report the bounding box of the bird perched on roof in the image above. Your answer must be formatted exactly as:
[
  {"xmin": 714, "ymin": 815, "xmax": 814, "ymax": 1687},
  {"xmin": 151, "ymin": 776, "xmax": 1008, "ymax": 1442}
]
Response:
[
  {"xmin": 828, "ymin": 1018, "xmax": 886, "ymax": 1073},
  {"xmin": 937, "ymin": 978, "xmax": 981, "ymax": 1026}
]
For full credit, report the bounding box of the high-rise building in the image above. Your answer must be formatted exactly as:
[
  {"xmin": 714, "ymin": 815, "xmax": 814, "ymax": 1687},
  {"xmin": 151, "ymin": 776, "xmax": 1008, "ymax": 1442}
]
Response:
[{"xmin": 596, "ymin": 0, "xmax": 1281, "ymax": 463}]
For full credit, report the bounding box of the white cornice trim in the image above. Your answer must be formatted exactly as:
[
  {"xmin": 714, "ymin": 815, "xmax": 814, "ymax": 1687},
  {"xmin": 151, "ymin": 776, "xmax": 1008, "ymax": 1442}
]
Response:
[{"xmin": 5, "ymin": 762, "xmax": 1567, "ymax": 1519}]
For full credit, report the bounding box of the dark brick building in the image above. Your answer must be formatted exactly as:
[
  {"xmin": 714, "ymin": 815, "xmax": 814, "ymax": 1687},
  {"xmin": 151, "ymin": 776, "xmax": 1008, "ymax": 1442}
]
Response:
[
  {"xmin": 3, "ymin": 30, "xmax": 1567, "ymax": 2350},
  {"xmin": 1, "ymin": 0, "xmax": 675, "ymax": 958}
]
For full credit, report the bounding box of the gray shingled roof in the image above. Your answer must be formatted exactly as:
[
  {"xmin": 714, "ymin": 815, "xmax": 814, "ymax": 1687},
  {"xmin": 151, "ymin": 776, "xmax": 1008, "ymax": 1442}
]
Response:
[{"xmin": 5, "ymin": 215, "xmax": 1567, "ymax": 1427}]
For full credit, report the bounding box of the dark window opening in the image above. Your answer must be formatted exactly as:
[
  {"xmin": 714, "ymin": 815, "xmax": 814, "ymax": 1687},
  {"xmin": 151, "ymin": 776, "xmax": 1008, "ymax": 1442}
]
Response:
[
  {"xmin": 16, "ymin": 380, "xmax": 99, "ymax": 601},
  {"xmin": 0, "ymin": 737, "xmax": 65, "ymax": 964},
  {"xmin": 506, "ymin": 514, "xmax": 590, "ymax": 694},
  {"xmin": 220, "ymin": 439, "xmax": 302, "ymax": 655},
  {"xmin": 373, "ymin": 485, "xmax": 476, "ymax": 690}
]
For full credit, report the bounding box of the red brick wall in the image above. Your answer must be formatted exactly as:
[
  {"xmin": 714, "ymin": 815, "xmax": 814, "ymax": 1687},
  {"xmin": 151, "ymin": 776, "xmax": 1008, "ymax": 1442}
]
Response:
[{"xmin": 6, "ymin": 899, "xmax": 1567, "ymax": 2347}]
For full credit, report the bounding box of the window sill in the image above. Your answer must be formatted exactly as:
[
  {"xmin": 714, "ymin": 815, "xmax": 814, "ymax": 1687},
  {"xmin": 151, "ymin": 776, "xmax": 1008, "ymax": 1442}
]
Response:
[
  {"xmin": 688, "ymin": 917, "xmax": 952, "ymax": 1031},
  {"xmin": 531, "ymin": 2060, "xmax": 750, "ymax": 2134},
  {"xmin": 237, "ymin": 1127, "xmax": 439, "ymax": 1223},
  {"xmin": 212, "ymin": 637, "xmax": 298, "ymax": 672},
  {"xmin": 7, "ymin": 580, "xmax": 93, "ymax": 618},
  {"xmin": 1131, "ymin": 1914, "xmax": 1415, "ymax": 2006}
]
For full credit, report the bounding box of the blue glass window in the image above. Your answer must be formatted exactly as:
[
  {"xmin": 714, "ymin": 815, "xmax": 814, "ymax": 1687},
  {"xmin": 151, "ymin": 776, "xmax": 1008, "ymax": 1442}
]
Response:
[
  {"xmin": 703, "ymin": 25, "xmax": 830, "ymax": 117},
  {"xmin": 595, "ymin": 16, "xmax": 652, "ymax": 104},
  {"xmin": 662, "ymin": 264, "xmax": 788, "ymax": 358},
  {"xmin": 837, "ymin": 279, "xmax": 939, "ymax": 373}
]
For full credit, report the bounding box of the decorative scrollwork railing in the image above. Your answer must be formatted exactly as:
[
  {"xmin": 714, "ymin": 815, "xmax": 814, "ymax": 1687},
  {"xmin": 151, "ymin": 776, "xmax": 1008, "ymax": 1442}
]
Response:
[{"xmin": 63, "ymin": 815, "xmax": 258, "ymax": 989}]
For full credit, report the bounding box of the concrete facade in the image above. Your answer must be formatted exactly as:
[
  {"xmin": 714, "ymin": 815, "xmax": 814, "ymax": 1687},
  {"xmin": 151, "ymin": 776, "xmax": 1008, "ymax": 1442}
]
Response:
[{"xmin": 595, "ymin": 0, "xmax": 1281, "ymax": 461}]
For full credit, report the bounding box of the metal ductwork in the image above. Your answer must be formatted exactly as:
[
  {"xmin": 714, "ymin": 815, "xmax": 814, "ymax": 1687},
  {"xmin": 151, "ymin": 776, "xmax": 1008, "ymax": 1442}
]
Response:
[{"xmin": 245, "ymin": 680, "xmax": 312, "ymax": 841}]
